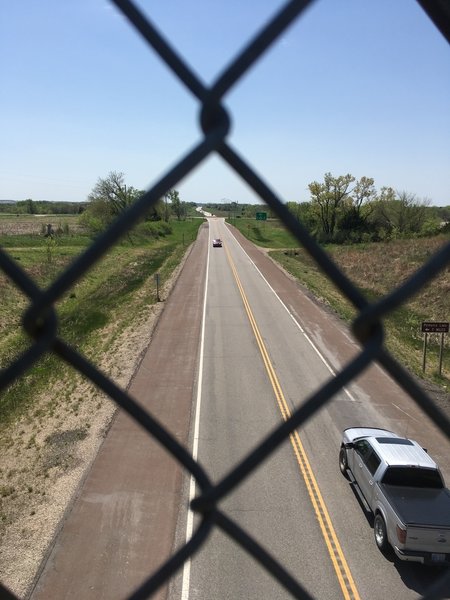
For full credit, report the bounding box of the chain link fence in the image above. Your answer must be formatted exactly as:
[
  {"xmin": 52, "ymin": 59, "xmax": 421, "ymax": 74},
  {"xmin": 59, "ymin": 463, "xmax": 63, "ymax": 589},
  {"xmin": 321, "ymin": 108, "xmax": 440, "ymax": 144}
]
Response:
[{"xmin": 1, "ymin": 1, "xmax": 449, "ymax": 598}]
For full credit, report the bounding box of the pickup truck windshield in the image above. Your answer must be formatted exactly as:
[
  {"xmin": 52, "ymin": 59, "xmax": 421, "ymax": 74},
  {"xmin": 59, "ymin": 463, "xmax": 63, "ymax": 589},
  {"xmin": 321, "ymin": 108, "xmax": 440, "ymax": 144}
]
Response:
[{"xmin": 382, "ymin": 467, "xmax": 444, "ymax": 488}]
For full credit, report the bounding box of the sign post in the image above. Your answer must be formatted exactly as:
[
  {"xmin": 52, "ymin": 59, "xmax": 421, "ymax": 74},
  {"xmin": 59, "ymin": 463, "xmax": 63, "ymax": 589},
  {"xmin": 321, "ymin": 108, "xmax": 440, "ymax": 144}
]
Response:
[
  {"xmin": 155, "ymin": 273, "xmax": 161, "ymax": 302},
  {"xmin": 422, "ymin": 331, "xmax": 428, "ymax": 373},
  {"xmin": 439, "ymin": 332, "xmax": 445, "ymax": 377},
  {"xmin": 421, "ymin": 322, "xmax": 449, "ymax": 376}
]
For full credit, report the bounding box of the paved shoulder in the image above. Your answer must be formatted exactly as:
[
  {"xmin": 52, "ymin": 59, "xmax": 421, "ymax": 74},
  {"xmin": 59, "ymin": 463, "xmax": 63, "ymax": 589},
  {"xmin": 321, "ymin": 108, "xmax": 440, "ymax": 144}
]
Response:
[{"xmin": 30, "ymin": 224, "xmax": 208, "ymax": 600}]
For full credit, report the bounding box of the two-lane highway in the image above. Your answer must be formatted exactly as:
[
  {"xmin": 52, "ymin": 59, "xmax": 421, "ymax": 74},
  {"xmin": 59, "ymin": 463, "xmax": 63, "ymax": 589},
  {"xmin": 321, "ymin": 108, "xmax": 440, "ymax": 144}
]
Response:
[
  {"xmin": 174, "ymin": 218, "xmax": 359, "ymax": 599},
  {"xmin": 30, "ymin": 215, "xmax": 449, "ymax": 600},
  {"xmin": 172, "ymin": 218, "xmax": 450, "ymax": 600}
]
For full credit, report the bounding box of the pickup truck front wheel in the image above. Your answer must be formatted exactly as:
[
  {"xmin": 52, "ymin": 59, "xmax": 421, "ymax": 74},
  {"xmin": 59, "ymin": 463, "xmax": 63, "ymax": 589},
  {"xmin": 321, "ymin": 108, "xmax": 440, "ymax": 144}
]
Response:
[
  {"xmin": 339, "ymin": 446, "xmax": 349, "ymax": 479},
  {"xmin": 374, "ymin": 514, "xmax": 388, "ymax": 553}
]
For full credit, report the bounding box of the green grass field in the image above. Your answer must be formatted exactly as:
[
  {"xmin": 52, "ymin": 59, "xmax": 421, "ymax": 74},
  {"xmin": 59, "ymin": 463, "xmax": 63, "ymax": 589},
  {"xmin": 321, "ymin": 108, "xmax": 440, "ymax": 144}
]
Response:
[
  {"xmin": 231, "ymin": 218, "xmax": 298, "ymax": 248},
  {"xmin": 0, "ymin": 217, "xmax": 203, "ymax": 426}
]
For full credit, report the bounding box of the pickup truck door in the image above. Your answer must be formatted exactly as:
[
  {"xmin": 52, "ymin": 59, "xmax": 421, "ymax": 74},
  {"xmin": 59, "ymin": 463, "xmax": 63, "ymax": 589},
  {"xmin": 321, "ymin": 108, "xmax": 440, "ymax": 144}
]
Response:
[{"xmin": 352, "ymin": 440, "xmax": 381, "ymax": 506}]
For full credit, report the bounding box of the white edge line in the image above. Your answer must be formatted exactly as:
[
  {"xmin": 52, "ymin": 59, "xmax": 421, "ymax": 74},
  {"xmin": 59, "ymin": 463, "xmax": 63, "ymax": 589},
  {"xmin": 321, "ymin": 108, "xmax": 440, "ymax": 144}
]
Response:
[
  {"xmin": 226, "ymin": 224, "xmax": 357, "ymax": 403},
  {"xmin": 392, "ymin": 403, "xmax": 420, "ymax": 423},
  {"xmin": 180, "ymin": 225, "xmax": 211, "ymax": 600}
]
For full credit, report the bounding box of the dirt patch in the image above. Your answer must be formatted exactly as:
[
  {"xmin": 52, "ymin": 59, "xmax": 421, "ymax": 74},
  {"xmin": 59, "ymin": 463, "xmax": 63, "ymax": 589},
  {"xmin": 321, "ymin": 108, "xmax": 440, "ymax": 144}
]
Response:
[{"xmin": 0, "ymin": 246, "xmax": 191, "ymax": 598}]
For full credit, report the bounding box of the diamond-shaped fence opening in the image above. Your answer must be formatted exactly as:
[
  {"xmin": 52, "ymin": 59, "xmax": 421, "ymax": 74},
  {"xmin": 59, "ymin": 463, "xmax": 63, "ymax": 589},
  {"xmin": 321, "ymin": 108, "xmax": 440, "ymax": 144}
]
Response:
[{"xmin": 1, "ymin": 1, "xmax": 450, "ymax": 599}]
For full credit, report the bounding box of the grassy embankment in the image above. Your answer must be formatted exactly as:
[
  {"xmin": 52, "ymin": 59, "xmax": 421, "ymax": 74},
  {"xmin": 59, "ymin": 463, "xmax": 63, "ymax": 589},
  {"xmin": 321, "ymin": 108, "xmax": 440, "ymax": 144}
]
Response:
[
  {"xmin": 0, "ymin": 215, "xmax": 204, "ymax": 430},
  {"xmin": 231, "ymin": 218, "xmax": 450, "ymax": 388}
]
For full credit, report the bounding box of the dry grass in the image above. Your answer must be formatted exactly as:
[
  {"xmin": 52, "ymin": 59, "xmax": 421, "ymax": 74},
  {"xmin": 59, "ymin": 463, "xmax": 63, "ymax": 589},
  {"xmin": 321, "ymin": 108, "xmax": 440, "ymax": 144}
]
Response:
[
  {"xmin": 328, "ymin": 237, "xmax": 449, "ymax": 315},
  {"xmin": 271, "ymin": 235, "xmax": 450, "ymax": 384}
]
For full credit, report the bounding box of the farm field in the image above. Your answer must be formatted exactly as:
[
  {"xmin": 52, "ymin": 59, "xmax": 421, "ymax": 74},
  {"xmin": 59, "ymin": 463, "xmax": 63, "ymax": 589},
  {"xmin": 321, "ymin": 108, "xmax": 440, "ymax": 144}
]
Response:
[{"xmin": 0, "ymin": 213, "xmax": 83, "ymax": 236}]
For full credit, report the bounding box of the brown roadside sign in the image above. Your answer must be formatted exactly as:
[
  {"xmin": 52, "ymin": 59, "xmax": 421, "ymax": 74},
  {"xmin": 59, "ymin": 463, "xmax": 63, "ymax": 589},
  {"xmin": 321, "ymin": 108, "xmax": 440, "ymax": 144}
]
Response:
[{"xmin": 421, "ymin": 322, "xmax": 449, "ymax": 333}]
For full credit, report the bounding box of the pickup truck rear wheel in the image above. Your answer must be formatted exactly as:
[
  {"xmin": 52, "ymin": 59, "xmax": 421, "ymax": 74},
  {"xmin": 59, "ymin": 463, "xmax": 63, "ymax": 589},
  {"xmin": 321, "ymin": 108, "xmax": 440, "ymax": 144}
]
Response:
[
  {"xmin": 374, "ymin": 514, "xmax": 388, "ymax": 553},
  {"xmin": 339, "ymin": 446, "xmax": 349, "ymax": 479}
]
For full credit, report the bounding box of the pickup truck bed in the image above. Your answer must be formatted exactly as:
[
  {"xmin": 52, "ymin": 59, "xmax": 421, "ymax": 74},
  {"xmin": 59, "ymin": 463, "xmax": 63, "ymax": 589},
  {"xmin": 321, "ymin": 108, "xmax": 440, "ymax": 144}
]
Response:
[{"xmin": 382, "ymin": 484, "xmax": 450, "ymax": 528}]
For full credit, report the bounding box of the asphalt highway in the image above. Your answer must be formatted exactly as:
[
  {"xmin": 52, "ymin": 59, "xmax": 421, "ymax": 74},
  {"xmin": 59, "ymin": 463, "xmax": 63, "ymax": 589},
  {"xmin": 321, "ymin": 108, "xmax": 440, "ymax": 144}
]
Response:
[
  {"xmin": 29, "ymin": 217, "xmax": 450, "ymax": 600},
  {"xmin": 170, "ymin": 218, "xmax": 450, "ymax": 600}
]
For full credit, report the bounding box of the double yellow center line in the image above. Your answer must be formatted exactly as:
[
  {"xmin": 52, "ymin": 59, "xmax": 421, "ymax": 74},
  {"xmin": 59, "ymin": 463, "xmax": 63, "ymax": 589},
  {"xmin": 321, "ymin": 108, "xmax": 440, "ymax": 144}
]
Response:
[{"xmin": 225, "ymin": 244, "xmax": 361, "ymax": 600}]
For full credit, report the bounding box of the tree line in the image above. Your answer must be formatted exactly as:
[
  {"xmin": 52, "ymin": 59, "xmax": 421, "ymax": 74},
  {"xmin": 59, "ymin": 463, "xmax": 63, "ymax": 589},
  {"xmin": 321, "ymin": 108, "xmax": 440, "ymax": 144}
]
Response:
[
  {"xmin": 4, "ymin": 171, "xmax": 449, "ymax": 243},
  {"xmin": 79, "ymin": 171, "xmax": 196, "ymax": 233},
  {"xmin": 290, "ymin": 173, "xmax": 449, "ymax": 243},
  {"xmin": 0, "ymin": 199, "xmax": 87, "ymax": 214},
  {"xmin": 207, "ymin": 173, "xmax": 449, "ymax": 243}
]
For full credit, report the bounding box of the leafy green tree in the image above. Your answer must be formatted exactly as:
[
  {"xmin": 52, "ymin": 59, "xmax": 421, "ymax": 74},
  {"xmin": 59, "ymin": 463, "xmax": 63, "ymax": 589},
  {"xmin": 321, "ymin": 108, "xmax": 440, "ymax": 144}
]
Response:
[
  {"xmin": 82, "ymin": 171, "xmax": 145, "ymax": 231},
  {"xmin": 24, "ymin": 198, "xmax": 35, "ymax": 214},
  {"xmin": 286, "ymin": 201, "xmax": 299, "ymax": 219},
  {"xmin": 240, "ymin": 204, "xmax": 258, "ymax": 218},
  {"xmin": 371, "ymin": 189, "xmax": 430, "ymax": 236},
  {"xmin": 337, "ymin": 207, "xmax": 367, "ymax": 238},
  {"xmin": 145, "ymin": 197, "xmax": 165, "ymax": 221},
  {"xmin": 335, "ymin": 177, "xmax": 377, "ymax": 241},
  {"xmin": 286, "ymin": 201, "xmax": 317, "ymax": 233},
  {"xmin": 396, "ymin": 192, "xmax": 430, "ymax": 234},
  {"xmin": 352, "ymin": 177, "xmax": 376, "ymax": 217},
  {"xmin": 309, "ymin": 173, "xmax": 355, "ymax": 238},
  {"xmin": 166, "ymin": 189, "xmax": 182, "ymax": 220},
  {"xmin": 88, "ymin": 171, "xmax": 140, "ymax": 216}
]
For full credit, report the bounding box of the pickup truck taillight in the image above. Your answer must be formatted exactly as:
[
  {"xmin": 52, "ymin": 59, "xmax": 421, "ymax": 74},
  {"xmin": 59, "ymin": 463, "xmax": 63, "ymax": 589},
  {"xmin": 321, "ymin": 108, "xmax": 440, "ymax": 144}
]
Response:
[{"xmin": 396, "ymin": 525, "xmax": 407, "ymax": 544}]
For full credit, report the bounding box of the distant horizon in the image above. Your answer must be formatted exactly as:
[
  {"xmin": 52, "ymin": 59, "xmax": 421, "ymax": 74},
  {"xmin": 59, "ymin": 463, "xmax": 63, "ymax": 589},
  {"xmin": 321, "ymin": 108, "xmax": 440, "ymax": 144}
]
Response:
[
  {"xmin": 0, "ymin": 198, "xmax": 88, "ymax": 204},
  {"xmin": 1, "ymin": 197, "xmax": 449, "ymax": 209}
]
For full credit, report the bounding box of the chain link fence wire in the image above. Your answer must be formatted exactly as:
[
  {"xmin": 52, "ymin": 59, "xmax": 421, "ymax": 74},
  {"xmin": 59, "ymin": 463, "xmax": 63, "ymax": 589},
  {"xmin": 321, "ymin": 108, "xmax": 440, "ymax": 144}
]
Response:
[{"xmin": 1, "ymin": 0, "xmax": 449, "ymax": 598}]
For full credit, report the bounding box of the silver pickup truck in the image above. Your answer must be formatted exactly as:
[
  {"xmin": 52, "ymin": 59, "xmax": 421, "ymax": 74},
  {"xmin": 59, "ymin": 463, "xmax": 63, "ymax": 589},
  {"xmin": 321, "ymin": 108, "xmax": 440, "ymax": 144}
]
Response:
[{"xmin": 339, "ymin": 427, "xmax": 450, "ymax": 565}]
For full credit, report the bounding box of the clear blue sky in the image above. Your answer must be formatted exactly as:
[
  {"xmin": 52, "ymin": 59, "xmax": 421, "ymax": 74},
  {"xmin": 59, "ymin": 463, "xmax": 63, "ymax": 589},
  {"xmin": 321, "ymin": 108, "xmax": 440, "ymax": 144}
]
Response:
[{"xmin": 1, "ymin": 0, "xmax": 449, "ymax": 206}]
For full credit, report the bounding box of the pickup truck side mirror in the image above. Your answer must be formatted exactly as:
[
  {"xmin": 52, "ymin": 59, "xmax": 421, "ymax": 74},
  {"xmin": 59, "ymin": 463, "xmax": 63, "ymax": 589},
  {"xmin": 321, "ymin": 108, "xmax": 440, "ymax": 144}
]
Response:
[{"xmin": 344, "ymin": 442, "xmax": 354, "ymax": 449}]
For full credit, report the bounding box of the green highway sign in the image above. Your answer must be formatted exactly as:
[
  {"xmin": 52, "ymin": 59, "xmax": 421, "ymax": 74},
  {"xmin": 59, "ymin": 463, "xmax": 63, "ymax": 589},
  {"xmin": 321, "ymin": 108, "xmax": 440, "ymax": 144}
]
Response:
[{"xmin": 256, "ymin": 212, "xmax": 267, "ymax": 221}]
